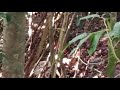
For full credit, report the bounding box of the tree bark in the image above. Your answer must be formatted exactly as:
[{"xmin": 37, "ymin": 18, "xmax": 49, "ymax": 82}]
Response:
[{"xmin": 2, "ymin": 12, "xmax": 25, "ymax": 78}]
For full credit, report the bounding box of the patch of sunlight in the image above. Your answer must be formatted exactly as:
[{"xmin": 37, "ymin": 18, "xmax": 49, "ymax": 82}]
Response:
[
  {"xmin": 0, "ymin": 72, "xmax": 2, "ymax": 77},
  {"xmin": 41, "ymin": 25, "xmax": 45, "ymax": 29},
  {"xmin": 44, "ymin": 19, "xmax": 46, "ymax": 23},
  {"xmin": 55, "ymin": 54, "xmax": 58, "ymax": 60},
  {"xmin": 62, "ymin": 58, "xmax": 71, "ymax": 65},
  {"xmin": 28, "ymin": 12, "xmax": 33, "ymax": 37}
]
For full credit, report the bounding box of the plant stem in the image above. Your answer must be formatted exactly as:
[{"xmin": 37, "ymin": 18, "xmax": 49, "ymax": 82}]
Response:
[
  {"xmin": 57, "ymin": 12, "xmax": 69, "ymax": 78},
  {"xmin": 103, "ymin": 16, "xmax": 120, "ymax": 62},
  {"xmin": 106, "ymin": 30, "xmax": 120, "ymax": 61}
]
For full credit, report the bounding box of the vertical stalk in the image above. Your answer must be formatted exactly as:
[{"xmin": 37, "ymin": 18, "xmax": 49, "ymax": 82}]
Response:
[{"xmin": 58, "ymin": 12, "xmax": 69, "ymax": 78}]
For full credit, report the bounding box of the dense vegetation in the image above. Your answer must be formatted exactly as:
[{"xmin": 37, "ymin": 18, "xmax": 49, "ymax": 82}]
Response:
[{"xmin": 0, "ymin": 12, "xmax": 120, "ymax": 78}]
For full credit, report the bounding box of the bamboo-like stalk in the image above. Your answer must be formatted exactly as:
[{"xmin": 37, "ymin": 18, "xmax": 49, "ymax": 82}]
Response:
[
  {"xmin": 57, "ymin": 12, "xmax": 69, "ymax": 78},
  {"xmin": 47, "ymin": 12, "xmax": 56, "ymax": 78},
  {"xmin": 48, "ymin": 12, "xmax": 54, "ymax": 65}
]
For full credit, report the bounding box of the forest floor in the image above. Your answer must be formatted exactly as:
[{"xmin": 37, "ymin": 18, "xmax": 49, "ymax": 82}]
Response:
[{"xmin": 27, "ymin": 13, "xmax": 118, "ymax": 78}]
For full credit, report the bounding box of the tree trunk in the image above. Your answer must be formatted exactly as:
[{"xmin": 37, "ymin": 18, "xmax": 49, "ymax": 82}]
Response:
[{"xmin": 2, "ymin": 12, "xmax": 25, "ymax": 78}]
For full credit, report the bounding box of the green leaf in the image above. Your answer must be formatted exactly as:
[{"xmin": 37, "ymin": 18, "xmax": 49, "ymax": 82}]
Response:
[
  {"xmin": 76, "ymin": 14, "xmax": 100, "ymax": 27},
  {"xmin": 88, "ymin": 30, "xmax": 105, "ymax": 55},
  {"xmin": 79, "ymin": 14, "xmax": 100, "ymax": 20},
  {"xmin": 76, "ymin": 16, "xmax": 84, "ymax": 28},
  {"xmin": 69, "ymin": 33, "xmax": 92, "ymax": 56},
  {"xmin": 61, "ymin": 33, "xmax": 88, "ymax": 55},
  {"xmin": 68, "ymin": 32, "xmax": 87, "ymax": 45},
  {"xmin": 109, "ymin": 22, "xmax": 120, "ymax": 38}
]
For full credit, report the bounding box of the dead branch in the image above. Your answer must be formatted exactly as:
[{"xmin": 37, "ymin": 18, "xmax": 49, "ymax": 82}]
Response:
[{"xmin": 25, "ymin": 13, "xmax": 50, "ymax": 77}]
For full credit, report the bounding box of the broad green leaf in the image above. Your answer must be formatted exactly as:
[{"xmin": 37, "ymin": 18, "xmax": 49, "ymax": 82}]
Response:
[
  {"xmin": 61, "ymin": 33, "xmax": 88, "ymax": 55},
  {"xmin": 109, "ymin": 22, "xmax": 120, "ymax": 38},
  {"xmin": 69, "ymin": 33, "xmax": 92, "ymax": 56},
  {"xmin": 68, "ymin": 32, "xmax": 87, "ymax": 45},
  {"xmin": 79, "ymin": 14, "xmax": 100, "ymax": 20},
  {"xmin": 88, "ymin": 30, "xmax": 105, "ymax": 55},
  {"xmin": 76, "ymin": 14, "xmax": 100, "ymax": 26},
  {"xmin": 89, "ymin": 32, "xmax": 95, "ymax": 42},
  {"xmin": 76, "ymin": 16, "xmax": 84, "ymax": 28}
]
